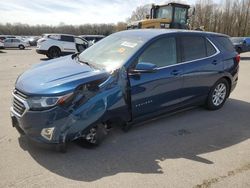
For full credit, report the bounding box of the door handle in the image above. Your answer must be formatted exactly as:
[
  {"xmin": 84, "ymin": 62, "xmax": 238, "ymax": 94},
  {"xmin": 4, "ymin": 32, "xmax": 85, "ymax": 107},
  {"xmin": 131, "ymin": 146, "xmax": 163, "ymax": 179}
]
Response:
[
  {"xmin": 171, "ymin": 70, "xmax": 182, "ymax": 76},
  {"xmin": 212, "ymin": 60, "xmax": 218, "ymax": 65}
]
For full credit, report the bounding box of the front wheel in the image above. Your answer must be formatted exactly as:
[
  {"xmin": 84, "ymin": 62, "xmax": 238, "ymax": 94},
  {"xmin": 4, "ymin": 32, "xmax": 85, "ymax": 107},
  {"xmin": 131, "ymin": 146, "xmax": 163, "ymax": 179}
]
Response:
[
  {"xmin": 19, "ymin": 45, "xmax": 25, "ymax": 50},
  {"xmin": 206, "ymin": 78, "xmax": 229, "ymax": 110},
  {"xmin": 83, "ymin": 124, "xmax": 107, "ymax": 147}
]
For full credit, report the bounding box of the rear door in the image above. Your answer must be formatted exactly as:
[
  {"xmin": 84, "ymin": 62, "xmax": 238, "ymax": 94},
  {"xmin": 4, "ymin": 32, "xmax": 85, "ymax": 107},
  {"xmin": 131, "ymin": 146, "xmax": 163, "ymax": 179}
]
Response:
[
  {"xmin": 74, "ymin": 37, "xmax": 88, "ymax": 52},
  {"xmin": 12, "ymin": 39, "xmax": 20, "ymax": 47},
  {"xmin": 60, "ymin": 35, "xmax": 76, "ymax": 53},
  {"xmin": 179, "ymin": 35, "xmax": 221, "ymax": 103},
  {"xmin": 129, "ymin": 36, "xmax": 184, "ymax": 118}
]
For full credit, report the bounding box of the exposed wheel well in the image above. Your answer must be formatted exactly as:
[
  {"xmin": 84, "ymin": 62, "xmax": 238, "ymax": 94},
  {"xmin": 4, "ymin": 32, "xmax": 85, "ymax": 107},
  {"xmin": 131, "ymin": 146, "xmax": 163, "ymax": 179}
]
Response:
[
  {"xmin": 221, "ymin": 76, "xmax": 231, "ymax": 97},
  {"xmin": 48, "ymin": 46, "xmax": 61, "ymax": 52},
  {"xmin": 104, "ymin": 117, "xmax": 126, "ymax": 127}
]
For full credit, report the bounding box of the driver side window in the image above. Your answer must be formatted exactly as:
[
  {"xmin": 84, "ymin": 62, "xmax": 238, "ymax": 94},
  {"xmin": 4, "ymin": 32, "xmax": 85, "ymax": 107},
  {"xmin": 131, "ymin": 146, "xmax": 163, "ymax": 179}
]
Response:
[{"xmin": 138, "ymin": 37, "xmax": 177, "ymax": 68}]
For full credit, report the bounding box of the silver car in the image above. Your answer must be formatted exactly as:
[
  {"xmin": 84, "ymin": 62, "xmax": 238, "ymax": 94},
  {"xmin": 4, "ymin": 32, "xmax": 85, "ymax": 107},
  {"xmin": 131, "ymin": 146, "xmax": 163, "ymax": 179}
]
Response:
[
  {"xmin": 4, "ymin": 38, "xmax": 29, "ymax": 50},
  {"xmin": 0, "ymin": 40, "xmax": 4, "ymax": 49}
]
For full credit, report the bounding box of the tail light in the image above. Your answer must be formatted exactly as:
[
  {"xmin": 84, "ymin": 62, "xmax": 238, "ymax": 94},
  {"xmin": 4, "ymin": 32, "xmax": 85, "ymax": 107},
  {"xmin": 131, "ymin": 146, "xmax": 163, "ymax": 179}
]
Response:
[{"xmin": 235, "ymin": 54, "xmax": 240, "ymax": 63}]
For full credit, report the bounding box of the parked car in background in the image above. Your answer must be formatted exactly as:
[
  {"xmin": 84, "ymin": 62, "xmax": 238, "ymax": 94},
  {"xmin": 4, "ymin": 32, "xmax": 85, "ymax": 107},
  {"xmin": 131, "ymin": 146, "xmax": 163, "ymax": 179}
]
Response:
[
  {"xmin": 79, "ymin": 35, "xmax": 105, "ymax": 45},
  {"xmin": 11, "ymin": 29, "xmax": 239, "ymax": 152},
  {"xmin": 0, "ymin": 35, "xmax": 16, "ymax": 41},
  {"xmin": 28, "ymin": 36, "xmax": 41, "ymax": 46},
  {"xmin": 36, "ymin": 34, "xmax": 89, "ymax": 59},
  {"xmin": 0, "ymin": 40, "xmax": 4, "ymax": 49},
  {"xmin": 230, "ymin": 37, "xmax": 250, "ymax": 53},
  {"xmin": 4, "ymin": 38, "xmax": 29, "ymax": 49}
]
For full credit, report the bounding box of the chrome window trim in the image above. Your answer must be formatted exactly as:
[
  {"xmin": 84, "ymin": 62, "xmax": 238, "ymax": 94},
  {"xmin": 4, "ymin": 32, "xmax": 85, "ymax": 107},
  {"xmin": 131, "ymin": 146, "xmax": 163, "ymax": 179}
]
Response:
[
  {"xmin": 157, "ymin": 37, "xmax": 220, "ymax": 70},
  {"xmin": 11, "ymin": 92, "xmax": 30, "ymax": 118}
]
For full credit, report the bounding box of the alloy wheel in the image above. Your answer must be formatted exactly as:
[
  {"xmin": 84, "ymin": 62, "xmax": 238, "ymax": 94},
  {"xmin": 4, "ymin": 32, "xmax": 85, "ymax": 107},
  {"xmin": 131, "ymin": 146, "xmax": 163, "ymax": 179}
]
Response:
[{"xmin": 212, "ymin": 83, "xmax": 227, "ymax": 106}]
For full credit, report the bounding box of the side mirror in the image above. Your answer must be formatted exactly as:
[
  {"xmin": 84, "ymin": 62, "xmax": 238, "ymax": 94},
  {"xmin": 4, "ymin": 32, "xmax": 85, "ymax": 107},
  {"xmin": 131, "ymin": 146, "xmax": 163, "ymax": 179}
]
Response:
[{"xmin": 130, "ymin": 62, "xmax": 157, "ymax": 74}]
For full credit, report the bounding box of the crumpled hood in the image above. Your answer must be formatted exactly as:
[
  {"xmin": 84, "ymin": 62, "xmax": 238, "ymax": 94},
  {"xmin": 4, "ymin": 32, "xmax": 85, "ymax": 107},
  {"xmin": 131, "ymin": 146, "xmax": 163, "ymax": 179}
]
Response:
[{"xmin": 15, "ymin": 55, "xmax": 109, "ymax": 95}]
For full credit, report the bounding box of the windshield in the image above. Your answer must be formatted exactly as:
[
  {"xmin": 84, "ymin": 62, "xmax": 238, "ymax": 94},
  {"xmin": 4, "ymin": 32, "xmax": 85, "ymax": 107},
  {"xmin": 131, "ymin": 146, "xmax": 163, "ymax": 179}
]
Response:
[
  {"xmin": 174, "ymin": 7, "xmax": 188, "ymax": 24},
  {"xmin": 155, "ymin": 6, "xmax": 172, "ymax": 19},
  {"xmin": 79, "ymin": 33, "xmax": 146, "ymax": 71}
]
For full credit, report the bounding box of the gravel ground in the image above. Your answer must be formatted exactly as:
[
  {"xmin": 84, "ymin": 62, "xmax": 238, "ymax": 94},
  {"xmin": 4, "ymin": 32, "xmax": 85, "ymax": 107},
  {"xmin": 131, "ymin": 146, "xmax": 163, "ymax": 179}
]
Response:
[{"xmin": 0, "ymin": 48, "xmax": 249, "ymax": 188}]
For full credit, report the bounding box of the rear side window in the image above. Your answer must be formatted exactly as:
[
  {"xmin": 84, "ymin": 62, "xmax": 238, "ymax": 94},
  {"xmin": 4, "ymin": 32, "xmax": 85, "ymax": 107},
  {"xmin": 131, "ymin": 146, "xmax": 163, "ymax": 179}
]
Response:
[
  {"xmin": 13, "ymin": 39, "xmax": 20, "ymax": 43},
  {"xmin": 48, "ymin": 35, "xmax": 60, "ymax": 40},
  {"xmin": 214, "ymin": 36, "xmax": 235, "ymax": 52},
  {"xmin": 61, "ymin": 35, "xmax": 74, "ymax": 42},
  {"xmin": 181, "ymin": 36, "xmax": 206, "ymax": 62},
  {"xmin": 206, "ymin": 39, "xmax": 217, "ymax": 56}
]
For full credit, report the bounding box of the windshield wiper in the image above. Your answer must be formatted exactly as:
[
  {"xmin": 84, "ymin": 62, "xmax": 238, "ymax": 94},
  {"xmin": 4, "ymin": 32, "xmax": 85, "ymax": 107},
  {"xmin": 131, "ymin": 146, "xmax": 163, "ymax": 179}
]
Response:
[{"xmin": 71, "ymin": 53, "xmax": 91, "ymax": 66}]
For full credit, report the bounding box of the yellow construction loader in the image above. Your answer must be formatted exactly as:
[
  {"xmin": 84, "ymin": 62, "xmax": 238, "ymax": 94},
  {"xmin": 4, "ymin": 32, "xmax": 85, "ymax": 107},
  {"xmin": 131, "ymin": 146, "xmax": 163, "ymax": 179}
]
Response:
[{"xmin": 127, "ymin": 2, "xmax": 194, "ymax": 30}]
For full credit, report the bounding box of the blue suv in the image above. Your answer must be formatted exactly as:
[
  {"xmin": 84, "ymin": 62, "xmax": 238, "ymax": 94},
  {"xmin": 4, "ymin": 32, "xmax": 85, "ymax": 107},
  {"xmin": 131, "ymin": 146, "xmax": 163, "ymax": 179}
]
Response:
[{"xmin": 11, "ymin": 29, "xmax": 240, "ymax": 152}]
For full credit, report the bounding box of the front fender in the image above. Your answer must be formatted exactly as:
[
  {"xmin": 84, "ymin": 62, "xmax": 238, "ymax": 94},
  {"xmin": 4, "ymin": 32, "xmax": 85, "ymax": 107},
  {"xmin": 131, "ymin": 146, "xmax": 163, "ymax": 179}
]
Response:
[{"xmin": 65, "ymin": 79, "xmax": 130, "ymax": 141}]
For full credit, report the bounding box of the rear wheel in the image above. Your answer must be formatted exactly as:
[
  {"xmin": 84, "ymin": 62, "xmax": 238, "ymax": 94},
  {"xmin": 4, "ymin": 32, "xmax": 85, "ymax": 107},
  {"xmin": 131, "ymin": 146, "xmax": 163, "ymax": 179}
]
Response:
[
  {"xmin": 206, "ymin": 78, "xmax": 229, "ymax": 110},
  {"xmin": 48, "ymin": 47, "xmax": 61, "ymax": 59},
  {"xmin": 19, "ymin": 45, "xmax": 25, "ymax": 50}
]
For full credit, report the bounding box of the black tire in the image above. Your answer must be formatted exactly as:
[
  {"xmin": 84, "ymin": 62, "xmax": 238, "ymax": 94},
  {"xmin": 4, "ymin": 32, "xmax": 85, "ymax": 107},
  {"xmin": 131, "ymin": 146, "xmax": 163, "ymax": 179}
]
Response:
[
  {"xmin": 48, "ymin": 47, "xmax": 61, "ymax": 59},
  {"xmin": 206, "ymin": 78, "xmax": 229, "ymax": 110},
  {"xmin": 19, "ymin": 45, "xmax": 25, "ymax": 50},
  {"xmin": 82, "ymin": 124, "xmax": 107, "ymax": 147}
]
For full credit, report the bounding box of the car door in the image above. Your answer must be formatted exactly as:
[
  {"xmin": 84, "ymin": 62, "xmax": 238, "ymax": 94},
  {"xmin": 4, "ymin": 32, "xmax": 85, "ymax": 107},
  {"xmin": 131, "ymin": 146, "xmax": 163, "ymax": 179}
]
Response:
[
  {"xmin": 178, "ymin": 35, "xmax": 221, "ymax": 103},
  {"xmin": 60, "ymin": 35, "xmax": 76, "ymax": 53},
  {"xmin": 12, "ymin": 39, "xmax": 20, "ymax": 48},
  {"xmin": 129, "ymin": 36, "xmax": 183, "ymax": 118},
  {"xmin": 4, "ymin": 39, "xmax": 12, "ymax": 47},
  {"xmin": 74, "ymin": 37, "xmax": 88, "ymax": 52}
]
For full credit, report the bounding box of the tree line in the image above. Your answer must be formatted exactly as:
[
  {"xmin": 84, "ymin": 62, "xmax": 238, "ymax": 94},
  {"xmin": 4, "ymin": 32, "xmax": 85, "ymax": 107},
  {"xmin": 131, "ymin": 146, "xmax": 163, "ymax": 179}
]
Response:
[
  {"xmin": 0, "ymin": 22, "xmax": 127, "ymax": 36},
  {"xmin": 0, "ymin": 0, "xmax": 249, "ymax": 37},
  {"xmin": 191, "ymin": 0, "xmax": 250, "ymax": 36}
]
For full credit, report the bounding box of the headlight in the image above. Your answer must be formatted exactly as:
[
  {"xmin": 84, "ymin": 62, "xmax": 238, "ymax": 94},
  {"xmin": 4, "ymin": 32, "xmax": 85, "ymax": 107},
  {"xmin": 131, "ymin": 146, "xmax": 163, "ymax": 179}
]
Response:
[{"xmin": 27, "ymin": 93, "xmax": 73, "ymax": 110}]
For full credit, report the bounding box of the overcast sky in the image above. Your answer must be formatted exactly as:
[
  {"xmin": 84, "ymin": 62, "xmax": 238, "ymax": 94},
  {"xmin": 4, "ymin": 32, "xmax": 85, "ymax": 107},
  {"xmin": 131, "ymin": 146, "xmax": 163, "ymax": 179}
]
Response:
[{"xmin": 1, "ymin": 0, "xmax": 215, "ymax": 25}]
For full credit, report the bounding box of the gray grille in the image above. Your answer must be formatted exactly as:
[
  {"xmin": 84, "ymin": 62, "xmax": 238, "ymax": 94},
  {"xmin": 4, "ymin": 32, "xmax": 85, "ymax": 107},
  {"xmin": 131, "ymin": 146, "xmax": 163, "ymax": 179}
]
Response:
[
  {"xmin": 12, "ymin": 90, "xmax": 29, "ymax": 117},
  {"xmin": 13, "ymin": 97, "xmax": 26, "ymax": 116},
  {"xmin": 14, "ymin": 89, "xmax": 28, "ymax": 100}
]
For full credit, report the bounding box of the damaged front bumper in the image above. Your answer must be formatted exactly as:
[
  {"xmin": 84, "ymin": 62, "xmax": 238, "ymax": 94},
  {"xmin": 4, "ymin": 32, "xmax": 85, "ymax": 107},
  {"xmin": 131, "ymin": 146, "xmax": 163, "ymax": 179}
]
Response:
[
  {"xmin": 10, "ymin": 95, "xmax": 108, "ymax": 147},
  {"xmin": 10, "ymin": 106, "xmax": 76, "ymax": 145}
]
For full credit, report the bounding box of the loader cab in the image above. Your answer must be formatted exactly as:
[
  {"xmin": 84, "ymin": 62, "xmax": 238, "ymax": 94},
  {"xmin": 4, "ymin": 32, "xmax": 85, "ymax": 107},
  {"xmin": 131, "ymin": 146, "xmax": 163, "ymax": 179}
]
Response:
[
  {"xmin": 127, "ymin": 3, "xmax": 193, "ymax": 30},
  {"xmin": 153, "ymin": 3, "xmax": 189, "ymax": 22}
]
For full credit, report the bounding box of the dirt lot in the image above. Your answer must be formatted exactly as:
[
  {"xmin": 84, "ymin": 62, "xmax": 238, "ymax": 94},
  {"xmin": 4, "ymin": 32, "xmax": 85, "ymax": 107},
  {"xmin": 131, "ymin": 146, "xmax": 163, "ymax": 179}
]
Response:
[{"xmin": 0, "ymin": 48, "xmax": 250, "ymax": 188}]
